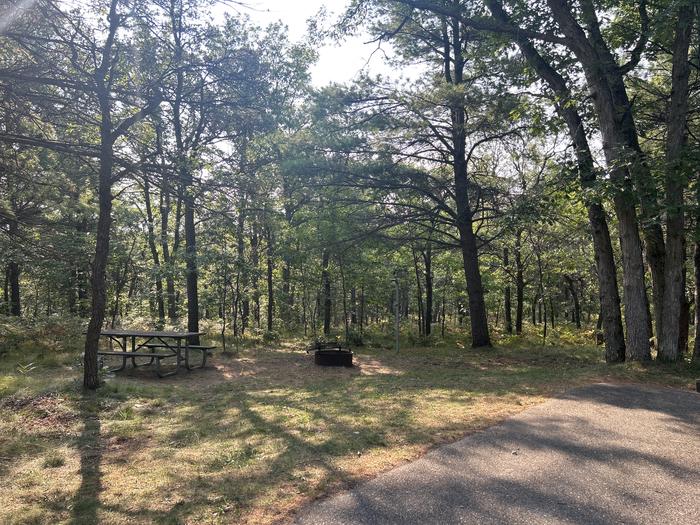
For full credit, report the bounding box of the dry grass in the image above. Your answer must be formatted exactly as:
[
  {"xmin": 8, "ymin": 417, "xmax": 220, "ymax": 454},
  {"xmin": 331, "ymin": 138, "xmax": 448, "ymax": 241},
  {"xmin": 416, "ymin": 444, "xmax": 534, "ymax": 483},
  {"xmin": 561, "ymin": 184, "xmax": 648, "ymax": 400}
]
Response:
[{"xmin": 0, "ymin": 327, "xmax": 697, "ymax": 524}]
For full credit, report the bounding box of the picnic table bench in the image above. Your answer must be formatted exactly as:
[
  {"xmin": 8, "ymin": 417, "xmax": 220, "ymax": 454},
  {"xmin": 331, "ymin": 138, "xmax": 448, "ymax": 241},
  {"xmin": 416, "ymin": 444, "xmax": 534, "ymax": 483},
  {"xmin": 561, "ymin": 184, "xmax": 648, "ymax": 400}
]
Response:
[{"xmin": 95, "ymin": 329, "xmax": 215, "ymax": 378}]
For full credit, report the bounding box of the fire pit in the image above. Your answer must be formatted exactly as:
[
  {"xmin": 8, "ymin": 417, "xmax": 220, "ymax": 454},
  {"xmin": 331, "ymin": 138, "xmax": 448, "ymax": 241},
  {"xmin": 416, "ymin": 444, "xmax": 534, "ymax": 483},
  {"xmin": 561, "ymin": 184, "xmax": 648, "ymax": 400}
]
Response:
[{"xmin": 308, "ymin": 341, "xmax": 353, "ymax": 367}]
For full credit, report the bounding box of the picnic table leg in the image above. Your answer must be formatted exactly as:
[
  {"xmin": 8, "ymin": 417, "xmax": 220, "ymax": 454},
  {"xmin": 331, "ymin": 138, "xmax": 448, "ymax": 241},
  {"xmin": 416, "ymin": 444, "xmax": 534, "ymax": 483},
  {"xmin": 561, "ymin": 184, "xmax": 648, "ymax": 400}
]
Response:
[
  {"xmin": 180, "ymin": 339, "xmax": 188, "ymax": 370},
  {"xmin": 141, "ymin": 337, "xmax": 156, "ymax": 367},
  {"xmin": 121, "ymin": 336, "xmax": 129, "ymax": 371},
  {"xmin": 131, "ymin": 335, "xmax": 139, "ymax": 368},
  {"xmin": 185, "ymin": 344, "xmax": 207, "ymax": 370},
  {"xmin": 130, "ymin": 336, "xmax": 156, "ymax": 368},
  {"xmin": 103, "ymin": 335, "xmax": 127, "ymax": 373},
  {"xmin": 156, "ymin": 339, "xmax": 181, "ymax": 378}
]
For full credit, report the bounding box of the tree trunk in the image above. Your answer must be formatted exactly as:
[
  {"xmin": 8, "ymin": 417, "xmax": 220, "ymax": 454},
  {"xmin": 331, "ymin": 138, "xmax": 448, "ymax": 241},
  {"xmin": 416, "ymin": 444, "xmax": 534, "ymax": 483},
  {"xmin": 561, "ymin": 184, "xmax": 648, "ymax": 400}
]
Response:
[
  {"xmin": 515, "ymin": 229, "xmax": 524, "ymax": 334},
  {"xmin": 658, "ymin": 4, "xmax": 693, "ymax": 362},
  {"xmin": 545, "ymin": 0, "xmax": 654, "ymax": 360},
  {"xmin": 160, "ymin": 169, "xmax": 179, "ymax": 321},
  {"xmin": 282, "ymin": 259, "xmax": 292, "ymax": 324},
  {"xmin": 6, "ymin": 217, "xmax": 21, "ymax": 316},
  {"xmin": 423, "ymin": 245, "xmax": 433, "ymax": 336},
  {"xmin": 412, "ymin": 247, "xmax": 424, "ymax": 335},
  {"xmin": 184, "ymin": 188, "xmax": 199, "ymax": 344},
  {"xmin": 359, "ymin": 285, "xmax": 365, "ymax": 333},
  {"xmin": 84, "ymin": 94, "xmax": 114, "ymax": 390},
  {"xmin": 486, "ymin": 0, "xmax": 624, "ymax": 360},
  {"xmin": 236, "ymin": 198, "xmax": 248, "ymax": 335},
  {"xmin": 532, "ymin": 294, "xmax": 538, "ymax": 325},
  {"xmin": 266, "ymin": 226, "xmax": 275, "ymax": 332},
  {"xmin": 504, "ymin": 247, "xmax": 512, "ymax": 334},
  {"xmin": 322, "ymin": 249, "xmax": 331, "ymax": 335},
  {"xmin": 6, "ymin": 260, "xmax": 20, "ymax": 317},
  {"xmin": 565, "ymin": 275, "xmax": 581, "ymax": 329},
  {"xmin": 251, "ymin": 226, "xmax": 261, "ymax": 328},
  {"xmin": 339, "ymin": 256, "xmax": 350, "ymax": 342},
  {"xmin": 549, "ymin": 296, "xmax": 555, "ymax": 328},
  {"xmin": 693, "ymin": 239, "xmax": 700, "ymax": 364},
  {"xmin": 350, "ymin": 287, "xmax": 357, "ymax": 326},
  {"xmin": 170, "ymin": 5, "xmax": 198, "ymax": 344},
  {"xmin": 142, "ymin": 178, "xmax": 165, "ymax": 324},
  {"xmin": 443, "ymin": 12, "xmax": 490, "ymax": 347},
  {"xmin": 83, "ymin": 2, "xmax": 129, "ymax": 389}
]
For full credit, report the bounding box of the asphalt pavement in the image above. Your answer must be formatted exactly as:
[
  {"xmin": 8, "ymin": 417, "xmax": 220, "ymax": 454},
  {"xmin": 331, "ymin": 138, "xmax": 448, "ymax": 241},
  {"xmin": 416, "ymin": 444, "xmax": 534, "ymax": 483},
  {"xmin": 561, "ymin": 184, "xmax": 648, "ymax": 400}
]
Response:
[{"xmin": 295, "ymin": 383, "xmax": 700, "ymax": 525}]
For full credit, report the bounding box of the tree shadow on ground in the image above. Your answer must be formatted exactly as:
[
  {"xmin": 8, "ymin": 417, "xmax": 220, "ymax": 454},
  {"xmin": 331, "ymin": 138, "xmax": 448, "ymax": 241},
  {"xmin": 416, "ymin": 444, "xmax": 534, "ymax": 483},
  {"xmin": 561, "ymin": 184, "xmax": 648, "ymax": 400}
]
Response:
[
  {"xmin": 296, "ymin": 384, "xmax": 700, "ymax": 524},
  {"xmin": 562, "ymin": 382, "xmax": 700, "ymax": 428},
  {"xmin": 70, "ymin": 396, "xmax": 102, "ymax": 525}
]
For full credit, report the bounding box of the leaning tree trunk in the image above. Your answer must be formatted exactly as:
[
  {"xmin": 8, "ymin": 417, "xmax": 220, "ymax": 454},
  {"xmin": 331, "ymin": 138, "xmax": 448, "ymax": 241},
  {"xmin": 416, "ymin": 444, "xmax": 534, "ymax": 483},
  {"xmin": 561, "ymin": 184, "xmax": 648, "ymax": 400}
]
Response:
[
  {"xmin": 486, "ymin": 0, "xmax": 624, "ymax": 360},
  {"xmin": 658, "ymin": 4, "xmax": 693, "ymax": 362},
  {"xmin": 545, "ymin": 0, "xmax": 654, "ymax": 361}
]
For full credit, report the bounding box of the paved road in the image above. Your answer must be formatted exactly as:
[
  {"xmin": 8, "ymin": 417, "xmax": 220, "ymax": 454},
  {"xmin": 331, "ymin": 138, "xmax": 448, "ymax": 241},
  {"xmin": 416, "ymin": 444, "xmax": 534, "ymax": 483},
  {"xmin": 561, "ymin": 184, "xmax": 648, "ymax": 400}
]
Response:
[{"xmin": 296, "ymin": 383, "xmax": 700, "ymax": 525}]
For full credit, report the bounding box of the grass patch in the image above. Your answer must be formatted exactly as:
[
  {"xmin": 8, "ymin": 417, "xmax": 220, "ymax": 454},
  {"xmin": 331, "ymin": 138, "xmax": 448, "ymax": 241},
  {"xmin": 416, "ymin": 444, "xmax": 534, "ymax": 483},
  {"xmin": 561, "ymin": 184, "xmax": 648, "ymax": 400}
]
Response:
[
  {"xmin": 42, "ymin": 450, "xmax": 66, "ymax": 468},
  {"xmin": 0, "ymin": 322, "xmax": 697, "ymax": 524}
]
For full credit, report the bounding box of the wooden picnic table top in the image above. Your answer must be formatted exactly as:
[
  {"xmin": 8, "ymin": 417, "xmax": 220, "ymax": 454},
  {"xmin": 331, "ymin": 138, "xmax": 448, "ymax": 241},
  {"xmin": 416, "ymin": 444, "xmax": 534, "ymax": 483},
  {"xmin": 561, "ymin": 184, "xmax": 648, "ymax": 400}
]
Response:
[{"xmin": 99, "ymin": 329, "xmax": 205, "ymax": 339}]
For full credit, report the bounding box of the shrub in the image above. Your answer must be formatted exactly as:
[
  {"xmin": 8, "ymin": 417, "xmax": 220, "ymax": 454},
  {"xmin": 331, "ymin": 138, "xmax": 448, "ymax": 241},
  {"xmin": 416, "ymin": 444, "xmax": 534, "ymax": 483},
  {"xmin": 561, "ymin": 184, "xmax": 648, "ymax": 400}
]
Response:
[
  {"xmin": 346, "ymin": 330, "xmax": 364, "ymax": 347},
  {"xmin": 263, "ymin": 330, "xmax": 281, "ymax": 343}
]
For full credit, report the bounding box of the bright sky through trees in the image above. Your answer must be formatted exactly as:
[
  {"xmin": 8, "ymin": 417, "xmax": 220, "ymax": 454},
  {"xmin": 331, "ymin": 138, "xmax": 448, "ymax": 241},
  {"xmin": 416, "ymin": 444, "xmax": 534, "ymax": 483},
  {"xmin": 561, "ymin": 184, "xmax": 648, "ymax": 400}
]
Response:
[{"xmin": 234, "ymin": 0, "xmax": 422, "ymax": 86}]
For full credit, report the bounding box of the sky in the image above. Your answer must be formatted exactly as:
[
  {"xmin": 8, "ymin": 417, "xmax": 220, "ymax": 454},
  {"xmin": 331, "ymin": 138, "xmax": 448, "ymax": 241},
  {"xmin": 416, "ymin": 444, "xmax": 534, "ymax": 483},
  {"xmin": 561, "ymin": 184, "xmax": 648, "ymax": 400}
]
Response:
[
  {"xmin": 0, "ymin": 0, "xmax": 415, "ymax": 86},
  {"xmin": 228, "ymin": 0, "xmax": 414, "ymax": 87}
]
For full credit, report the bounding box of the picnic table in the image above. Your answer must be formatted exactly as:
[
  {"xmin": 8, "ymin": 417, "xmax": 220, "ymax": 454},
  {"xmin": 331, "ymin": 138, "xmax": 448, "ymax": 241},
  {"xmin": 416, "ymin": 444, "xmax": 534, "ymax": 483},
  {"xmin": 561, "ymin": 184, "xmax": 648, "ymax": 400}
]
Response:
[{"xmin": 96, "ymin": 329, "xmax": 214, "ymax": 378}]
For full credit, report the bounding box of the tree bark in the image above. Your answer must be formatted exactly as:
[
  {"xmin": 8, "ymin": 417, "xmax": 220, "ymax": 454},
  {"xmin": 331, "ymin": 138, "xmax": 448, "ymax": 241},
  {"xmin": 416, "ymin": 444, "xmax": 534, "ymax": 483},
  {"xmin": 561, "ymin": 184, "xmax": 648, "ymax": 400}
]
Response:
[
  {"xmin": 266, "ymin": 225, "xmax": 275, "ymax": 332},
  {"xmin": 423, "ymin": 244, "xmax": 433, "ymax": 336},
  {"xmin": 322, "ymin": 249, "xmax": 331, "ymax": 335},
  {"xmin": 486, "ymin": 0, "xmax": 624, "ymax": 360},
  {"xmin": 545, "ymin": 0, "xmax": 654, "ymax": 360},
  {"xmin": 183, "ymin": 186, "xmax": 199, "ymax": 344},
  {"xmin": 658, "ymin": 3, "xmax": 693, "ymax": 362},
  {"xmin": 350, "ymin": 287, "xmax": 357, "ymax": 326},
  {"xmin": 504, "ymin": 247, "xmax": 512, "ymax": 334},
  {"xmin": 251, "ymin": 225, "xmax": 261, "ymax": 328},
  {"xmin": 159, "ymin": 162, "xmax": 178, "ymax": 321},
  {"xmin": 514, "ymin": 229, "xmax": 524, "ymax": 334},
  {"xmin": 142, "ymin": 177, "xmax": 165, "ymax": 324},
  {"xmin": 170, "ymin": 0, "xmax": 198, "ymax": 344},
  {"xmin": 83, "ymin": 0, "xmax": 121, "ymax": 390},
  {"xmin": 84, "ymin": 100, "xmax": 113, "ymax": 390},
  {"xmin": 6, "ymin": 260, "xmax": 20, "ymax": 317},
  {"xmin": 412, "ymin": 246, "xmax": 424, "ymax": 335},
  {"xmin": 236, "ymin": 197, "xmax": 248, "ymax": 335},
  {"xmin": 5, "ymin": 216, "xmax": 21, "ymax": 316},
  {"xmin": 565, "ymin": 275, "xmax": 581, "ymax": 329},
  {"xmin": 693, "ymin": 238, "xmax": 700, "ymax": 364},
  {"xmin": 439, "ymin": 9, "xmax": 491, "ymax": 347}
]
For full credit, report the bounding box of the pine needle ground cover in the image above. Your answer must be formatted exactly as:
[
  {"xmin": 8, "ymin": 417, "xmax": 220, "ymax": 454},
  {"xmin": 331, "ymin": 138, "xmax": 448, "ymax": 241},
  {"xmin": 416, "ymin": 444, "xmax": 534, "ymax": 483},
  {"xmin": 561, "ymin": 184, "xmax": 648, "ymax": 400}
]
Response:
[{"xmin": 1, "ymin": 325, "xmax": 696, "ymax": 524}]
